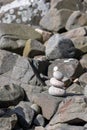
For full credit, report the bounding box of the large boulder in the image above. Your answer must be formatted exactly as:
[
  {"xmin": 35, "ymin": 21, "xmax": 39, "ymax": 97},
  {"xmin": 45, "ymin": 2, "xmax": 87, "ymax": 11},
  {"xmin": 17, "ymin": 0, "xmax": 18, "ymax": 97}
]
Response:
[
  {"xmin": 40, "ymin": 8, "xmax": 73, "ymax": 32},
  {"xmin": 49, "ymin": 96, "xmax": 87, "ymax": 125},
  {"xmin": 0, "ymin": 83, "xmax": 24, "ymax": 108},
  {"xmin": 30, "ymin": 92, "xmax": 63, "ymax": 120},
  {"xmin": 45, "ymin": 34, "xmax": 76, "ymax": 60}
]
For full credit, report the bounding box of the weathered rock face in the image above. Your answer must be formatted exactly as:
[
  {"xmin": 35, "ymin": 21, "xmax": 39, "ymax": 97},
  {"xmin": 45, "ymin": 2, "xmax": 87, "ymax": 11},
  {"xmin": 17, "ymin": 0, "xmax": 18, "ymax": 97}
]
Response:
[
  {"xmin": 48, "ymin": 58, "xmax": 83, "ymax": 81},
  {"xmin": 80, "ymin": 54, "xmax": 87, "ymax": 70},
  {"xmin": 23, "ymin": 39, "xmax": 45, "ymax": 58},
  {"xmin": 40, "ymin": 8, "xmax": 73, "ymax": 32},
  {"xmin": 45, "ymin": 34, "xmax": 76, "ymax": 60},
  {"xmin": 30, "ymin": 92, "xmax": 63, "ymax": 120},
  {"xmin": 79, "ymin": 72, "xmax": 87, "ymax": 87},
  {"xmin": 0, "ymin": 0, "xmax": 50, "ymax": 25},
  {"xmin": 14, "ymin": 101, "xmax": 35, "ymax": 129},
  {"xmin": 49, "ymin": 96, "xmax": 87, "ymax": 125},
  {"xmin": 66, "ymin": 11, "xmax": 87, "ymax": 30}
]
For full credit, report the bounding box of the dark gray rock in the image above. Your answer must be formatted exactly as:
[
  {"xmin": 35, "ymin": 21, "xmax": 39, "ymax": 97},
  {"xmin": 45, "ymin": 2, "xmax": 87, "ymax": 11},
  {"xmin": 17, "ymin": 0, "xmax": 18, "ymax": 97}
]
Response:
[
  {"xmin": 45, "ymin": 34, "xmax": 76, "ymax": 60},
  {"xmin": 40, "ymin": 8, "xmax": 73, "ymax": 32},
  {"xmin": 14, "ymin": 101, "xmax": 35, "ymax": 129},
  {"xmin": 0, "ymin": 83, "xmax": 24, "ymax": 108}
]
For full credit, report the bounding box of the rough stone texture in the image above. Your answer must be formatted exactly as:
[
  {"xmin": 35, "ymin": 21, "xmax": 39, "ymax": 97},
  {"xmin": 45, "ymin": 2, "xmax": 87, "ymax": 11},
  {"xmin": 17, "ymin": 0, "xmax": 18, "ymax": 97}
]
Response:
[
  {"xmin": 40, "ymin": 8, "xmax": 73, "ymax": 32},
  {"xmin": 71, "ymin": 36, "xmax": 87, "ymax": 54},
  {"xmin": 23, "ymin": 39, "xmax": 45, "ymax": 58},
  {"xmin": 14, "ymin": 101, "xmax": 35, "ymax": 129},
  {"xmin": 48, "ymin": 58, "xmax": 83, "ymax": 81},
  {"xmin": 0, "ymin": 83, "xmax": 24, "ymax": 108},
  {"xmin": 0, "ymin": 113, "xmax": 17, "ymax": 130},
  {"xmin": 30, "ymin": 92, "xmax": 63, "ymax": 120},
  {"xmin": 46, "ymin": 123, "xmax": 85, "ymax": 130},
  {"xmin": 49, "ymin": 96, "xmax": 87, "ymax": 125},
  {"xmin": 45, "ymin": 34, "xmax": 76, "ymax": 60},
  {"xmin": 35, "ymin": 126, "xmax": 45, "ymax": 130},
  {"xmin": 66, "ymin": 83, "xmax": 84, "ymax": 95},
  {"xmin": 34, "ymin": 114, "xmax": 45, "ymax": 126},
  {"xmin": 80, "ymin": 54, "xmax": 87, "ymax": 71},
  {"xmin": 50, "ymin": 0, "xmax": 83, "ymax": 11},
  {"xmin": 61, "ymin": 26, "xmax": 87, "ymax": 39},
  {"xmin": 66, "ymin": 11, "xmax": 87, "ymax": 30},
  {"xmin": 79, "ymin": 72, "xmax": 87, "ymax": 87}
]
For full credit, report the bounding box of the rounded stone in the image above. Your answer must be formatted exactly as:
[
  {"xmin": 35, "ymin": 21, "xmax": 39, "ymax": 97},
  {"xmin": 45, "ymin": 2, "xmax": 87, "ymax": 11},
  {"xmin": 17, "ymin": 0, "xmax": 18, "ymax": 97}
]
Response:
[
  {"xmin": 48, "ymin": 86, "xmax": 66, "ymax": 96},
  {"xmin": 31, "ymin": 104, "xmax": 41, "ymax": 114},
  {"xmin": 50, "ymin": 77, "xmax": 64, "ymax": 88},
  {"xmin": 53, "ymin": 66, "xmax": 58, "ymax": 72},
  {"xmin": 0, "ymin": 83, "xmax": 24, "ymax": 108},
  {"xmin": 53, "ymin": 71, "xmax": 63, "ymax": 80}
]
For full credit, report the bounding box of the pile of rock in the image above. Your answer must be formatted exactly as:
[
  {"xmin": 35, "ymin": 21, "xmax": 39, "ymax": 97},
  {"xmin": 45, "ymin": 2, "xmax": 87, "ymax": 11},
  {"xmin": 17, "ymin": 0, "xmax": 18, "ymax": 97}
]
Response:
[{"xmin": 48, "ymin": 66, "xmax": 66, "ymax": 96}]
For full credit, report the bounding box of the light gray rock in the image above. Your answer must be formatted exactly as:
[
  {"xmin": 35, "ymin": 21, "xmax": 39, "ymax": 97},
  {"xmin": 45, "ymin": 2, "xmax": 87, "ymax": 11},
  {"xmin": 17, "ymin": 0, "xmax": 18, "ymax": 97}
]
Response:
[
  {"xmin": 31, "ymin": 104, "xmax": 41, "ymax": 114},
  {"xmin": 14, "ymin": 101, "xmax": 35, "ymax": 129},
  {"xmin": 45, "ymin": 34, "xmax": 76, "ymax": 60},
  {"xmin": 49, "ymin": 96, "xmax": 87, "ymax": 125},
  {"xmin": 40, "ymin": 8, "xmax": 73, "ymax": 32},
  {"xmin": 79, "ymin": 72, "xmax": 87, "ymax": 87},
  {"xmin": 53, "ymin": 71, "xmax": 64, "ymax": 80},
  {"xmin": 66, "ymin": 11, "xmax": 87, "ymax": 30},
  {"xmin": 50, "ymin": 78, "xmax": 65, "ymax": 88},
  {"xmin": 80, "ymin": 54, "xmax": 87, "ymax": 71},
  {"xmin": 0, "ymin": 83, "xmax": 24, "ymax": 107}
]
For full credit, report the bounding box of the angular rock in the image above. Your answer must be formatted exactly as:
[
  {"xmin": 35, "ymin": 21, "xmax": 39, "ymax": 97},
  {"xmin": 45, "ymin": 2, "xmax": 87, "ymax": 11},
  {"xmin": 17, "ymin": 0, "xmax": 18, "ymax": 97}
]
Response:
[
  {"xmin": 30, "ymin": 92, "xmax": 63, "ymax": 120},
  {"xmin": 34, "ymin": 114, "xmax": 45, "ymax": 127},
  {"xmin": 66, "ymin": 83, "xmax": 83, "ymax": 95},
  {"xmin": 49, "ymin": 96, "xmax": 87, "ymax": 125},
  {"xmin": 66, "ymin": 11, "xmax": 87, "ymax": 30},
  {"xmin": 61, "ymin": 26, "xmax": 87, "ymax": 39},
  {"xmin": 40, "ymin": 8, "xmax": 73, "ymax": 32},
  {"xmin": 80, "ymin": 54, "xmax": 87, "ymax": 70},
  {"xmin": 79, "ymin": 72, "xmax": 87, "ymax": 87},
  {"xmin": 0, "ymin": 113, "xmax": 17, "ymax": 130},
  {"xmin": 48, "ymin": 58, "xmax": 83, "ymax": 81},
  {"xmin": 50, "ymin": 0, "xmax": 83, "ymax": 11},
  {"xmin": 31, "ymin": 104, "xmax": 41, "ymax": 114},
  {"xmin": 46, "ymin": 123, "xmax": 84, "ymax": 130},
  {"xmin": 0, "ymin": 83, "xmax": 24, "ymax": 108},
  {"xmin": 23, "ymin": 39, "xmax": 45, "ymax": 58},
  {"xmin": 71, "ymin": 36, "xmax": 87, "ymax": 54},
  {"xmin": 45, "ymin": 34, "xmax": 76, "ymax": 60},
  {"xmin": 14, "ymin": 101, "xmax": 35, "ymax": 129}
]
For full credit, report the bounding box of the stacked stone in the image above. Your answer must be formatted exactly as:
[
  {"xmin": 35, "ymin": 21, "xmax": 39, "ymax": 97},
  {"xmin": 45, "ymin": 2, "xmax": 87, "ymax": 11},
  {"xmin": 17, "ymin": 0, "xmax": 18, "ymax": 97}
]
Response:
[{"xmin": 48, "ymin": 66, "xmax": 66, "ymax": 96}]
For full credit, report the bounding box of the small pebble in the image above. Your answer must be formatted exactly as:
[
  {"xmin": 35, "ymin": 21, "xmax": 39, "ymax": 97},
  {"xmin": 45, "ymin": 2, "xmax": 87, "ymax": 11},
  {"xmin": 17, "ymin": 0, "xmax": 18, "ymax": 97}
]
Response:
[
  {"xmin": 50, "ymin": 77, "xmax": 64, "ymax": 88},
  {"xmin": 48, "ymin": 86, "xmax": 66, "ymax": 96},
  {"xmin": 53, "ymin": 66, "xmax": 58, "ymax": 72},
  {"xmin": 53, "ymin": 71, "xmax": 63, "ymax": 80}
]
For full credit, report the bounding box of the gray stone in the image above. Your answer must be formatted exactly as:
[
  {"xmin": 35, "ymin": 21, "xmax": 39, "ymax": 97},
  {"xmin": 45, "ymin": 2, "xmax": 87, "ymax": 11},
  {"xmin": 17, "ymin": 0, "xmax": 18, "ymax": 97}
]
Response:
[
  {"xmin": 23, "ymin": 39, "xmax": 45, "ymax": 58},
  {"xmin": 0, "ymin": 83, "xmax": 24, "ymax": 107},
  {"xmin": 34, "ymin": 114, "xmax": 45, "ymax": 127},
  {"xmin": 80, "ymin": 54, "xmax": 87, "ymax": 70},
  {"xmin": 14, "ymin": 101, "xmax": 35, "ymax": 129},
  {"xmin": 0, "ymin": 113, "xmax": 17, "ymax": 130},
  {"xmin": 50, "ymin": 0, "xmax": 83, "ymax": 11},
  {"xmin": 30, "ymin": 92, "xmax": 63, "ymax": 120},
  {"xmin": 49, "ymin": 96, "xmax": 87, "ymax": 125},
  {"xmin": 31, "ymin": 104, "xmax": 41, "ymax": 114},
  {"xmin": 66, "ymin": 83, "xmax": 83, "ymax": 95},
  {"xmin": 79, "ymin": 72, "xmax": 87, "ymax": 87},
  {"xmin": 45, "ymin": 34, "xmax": 76, "ymax": 60},
  {"xmin": 48, "ymin": 58, "xmax": 83, "ymax": 81},
  {"xmin": 66, "ymin": 11, "xmax": 87, "ymax": 30},
  {"xmin": 61, "ymin": 26, "xmax": 87, "ymax": 39},
  {"xmin": 40, "ymin": 8, "xmax": 73, "ymax": 32},
  {"xmin": 46, "ymin": 123, "xmax": 84, "ymax": 130},
  {"xmin": 35, "ymin": 126, "xmax": 45, "ymax": 130}
]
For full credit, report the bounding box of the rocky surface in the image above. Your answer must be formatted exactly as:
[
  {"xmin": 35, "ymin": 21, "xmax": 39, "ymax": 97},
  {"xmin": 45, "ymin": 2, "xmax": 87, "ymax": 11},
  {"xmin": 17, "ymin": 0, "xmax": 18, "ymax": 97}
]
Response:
[{"xmin": 0, "ymin": 0, "xmax": 87, "ymax": 130}]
